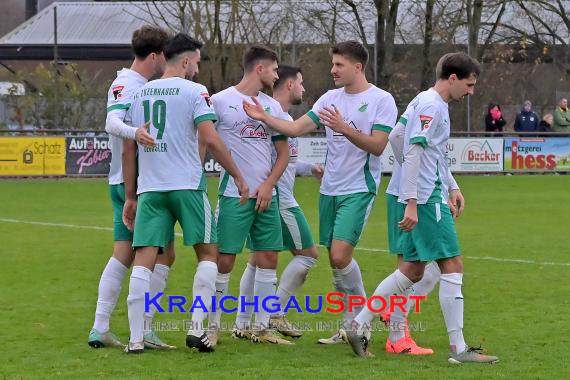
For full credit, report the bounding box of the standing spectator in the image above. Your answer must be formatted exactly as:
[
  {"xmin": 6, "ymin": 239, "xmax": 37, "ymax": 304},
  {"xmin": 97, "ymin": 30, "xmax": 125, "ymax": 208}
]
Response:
[
  {"xmin": 539, "ymin": 113, "xmax": 553, "ymax": 133},
  {"xmin": 552, "ymin": 97, "xmax": 570, "ymax": 131},
  {"xmin": 485, "ymin": 102, "xmax": 507, "ymax": 132},
  {"xmin": 514, "ymin": 100, "xmax": 539, "ymax": 132}
]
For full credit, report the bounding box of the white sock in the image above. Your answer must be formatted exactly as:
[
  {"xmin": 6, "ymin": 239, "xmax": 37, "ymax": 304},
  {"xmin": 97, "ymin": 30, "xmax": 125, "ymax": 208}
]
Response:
[
  {"xmin": 388, "ymin": 286, "xmax": 413, "ymax": 343},
  {"xmin": 190, "ymin": 261, "xmax": 217, "ymax": 336},
  {"xmin": 274, "ymin": 256, "xmax": 316, "ymax": 316},
  {"xmin": 236, "ymin": 263, "xmax": 256, "ymax": 328},
  {"xmin": 253, "ymin": 268, "xmax": 277, "ymax": 330},
  {"xmin": 354, "ymin": 269, "xmax": 413, "ymax": 334},
  {"xmin": 93, "ymin": 257, "xmax": 128, "ymax": 333},
  {"xmin": 389, "ymin": 261, "xmax": 441, "ymax": 342},
  {"xmin": 208, "ymin": 272, "xmax": 230, "ymax": 329},
  {"xmin": 439, "ymin": 273, "xmax": 466, "ymax": 353},
  {"xmin": 127, "ymin": 266, "xmax": 152, "ymax": 343},
  {"xmin": 332, "ymin": 268, "xmax": 350, "ymax": 328},
  {"xmin": 143, "ymin": 264, "xmax": 170, "ymax": 334},
  {"xmin": 339, "ymin": 259, "xmax": 367, "ymax": 323}
]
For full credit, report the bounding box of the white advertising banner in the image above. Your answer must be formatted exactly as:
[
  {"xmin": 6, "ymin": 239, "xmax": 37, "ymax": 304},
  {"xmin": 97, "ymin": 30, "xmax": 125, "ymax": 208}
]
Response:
[{"xmin": 297, "ymin": 137, "xmax": 504, "ymax": 173}]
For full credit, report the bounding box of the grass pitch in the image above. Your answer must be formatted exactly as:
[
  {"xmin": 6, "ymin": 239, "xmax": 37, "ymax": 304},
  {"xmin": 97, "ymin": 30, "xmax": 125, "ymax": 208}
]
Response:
[{"xmin": 1, "ymin": 175, "xmax": 568, "ymax": 379}]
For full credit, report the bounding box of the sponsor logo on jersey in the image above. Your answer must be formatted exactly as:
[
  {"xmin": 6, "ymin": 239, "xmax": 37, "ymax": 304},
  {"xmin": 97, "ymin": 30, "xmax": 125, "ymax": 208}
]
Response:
[
  {"xmin": 419, "ymin": 114, "xmax": 433, "ymax": 130},
  {"xmin": 229, "ymin": 105, "xmax": 239, "ymax": 112},
  {"xmin": 240, "ymin": 124, "xmax": 268, "ymax": 140},
  {"xmin": 200, "ymin": 92, "xmax": 212, "ymax": 107},
  {"xmin": 112, "ymin": 85, "xmax": 124, "ymax": 100},
  {"xmin": 358, "ymin": 102, "xmax": 368, "ymax": 112},
  {"xmin": 289, "ymin": 142, "xmax": 298, "ymax": 157},
  {"xmin": 264, "ymin": 106, "xmax": 271, "ymax": 114}
]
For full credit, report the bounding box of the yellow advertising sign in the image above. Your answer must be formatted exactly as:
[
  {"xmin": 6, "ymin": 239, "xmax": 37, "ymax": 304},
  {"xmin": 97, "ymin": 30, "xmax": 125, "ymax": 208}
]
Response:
[{"xmin": 0, "ymin": 137, "xmax": 66, "ymax": 175}]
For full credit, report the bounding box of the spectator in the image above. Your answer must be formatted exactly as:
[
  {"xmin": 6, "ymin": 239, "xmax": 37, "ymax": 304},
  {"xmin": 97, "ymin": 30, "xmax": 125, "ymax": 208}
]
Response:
[
  {"xmin": 485, "ymin": 102, "xmax": 507, "ymax": 132},
  {"xmin": 514, "ymin": 100, "xmax": 539, "ymax": 132},
  {"xmin": 538, "ymin": 113, "xmax": 553, "ymax": 134},
  {"xmin": 552, "ymin": 97, "xmax": 570, "ymax": 131}
]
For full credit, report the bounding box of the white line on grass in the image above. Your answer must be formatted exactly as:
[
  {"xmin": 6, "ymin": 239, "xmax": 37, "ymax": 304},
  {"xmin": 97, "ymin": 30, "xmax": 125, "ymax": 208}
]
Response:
[{"xmin": 2, "ymin": 217, "xmax": 569, "ymax": 267}]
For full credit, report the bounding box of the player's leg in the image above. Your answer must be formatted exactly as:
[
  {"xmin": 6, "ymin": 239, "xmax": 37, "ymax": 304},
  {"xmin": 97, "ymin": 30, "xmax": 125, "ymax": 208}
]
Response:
[
  {"xmin": 89, "ymin": 183, "xmax": 134, "ymax": 348},
  {"xmin": 383, "ymin": 194, "xmax": 435, "ymax": 354},
  {"xmin": 209, "ymin": 195, "xmax": 256, "ymax": 342},
  {"xmin": 163, "ymin": 189, "xmax": 219, "ymax": 352},
  {"xmin": 234, "ymin": 252, "xmax": 256, "ymax": 333},
  {"xmin": 248, "ymin": 197, "xmax": 292, "ymax": 345},
  {"xmin": 271, "ymin": 206, "xmax": 318, "ymax": 338},
  {"xmin": 427, "ymin": 204, "xmax": 498, "ymax": 364},
  {"xmin": 142, "ymin": 240, "xmax": 176, "ymax": 350},
  {"xmin": 126, "ymin": 191, "xmax": 173, "ymax": 353},
  {"xmin": 320, "ymin": 193, "xmax": 373, "ymax": 344}
]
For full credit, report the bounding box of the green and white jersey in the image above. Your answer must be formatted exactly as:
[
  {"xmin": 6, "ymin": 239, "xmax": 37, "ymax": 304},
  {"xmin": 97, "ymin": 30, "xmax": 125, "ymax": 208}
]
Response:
[
  {"xmin": 127, "ymin": 77, "xmax": 217, "ymax": 194},
  {"xmin": 212, "ymin": 87, "xmax": 287, "ymax": 198},
  {"xmin": 306, "ymin": 85, "xmax": 397, "ymax": 196},
  {"xmin": 272, "ymin": 113, "xmax": 300, "ymax": 209},
  {"xmin": 106, "ymin": 68, "xmax": 147, "ymax": 185},
  {"xmin": 399, "ymin": 88, "xmax": 450, "ymax": 204}
]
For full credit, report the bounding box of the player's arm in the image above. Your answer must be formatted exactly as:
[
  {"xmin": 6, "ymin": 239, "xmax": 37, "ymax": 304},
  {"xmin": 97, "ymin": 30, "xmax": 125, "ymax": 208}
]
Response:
[
  {"xmin": 399, "ymin": 104, "xmax": 439, "ymax": 232},
  {"xmin": 121, "ymin": 139, "xmax": 138, "ymax": 231},
  {"xmin": 389, "ymin": 120, "xmax": 406, "ymax": 165},
  {"xmin": 317, "ymin": 105, "xmax": 389, "ymax": 156},
  {"xmin": 446, "ymin": 169, "xmax": 465, "ymax": 218},
  {"xmin": 198, "ymin": 132, "xmax": 206, "ymax": 163},
  {"xmin": 296, "ymin": 160, "xmax": 324, "ymax": 180},
  {"xmin": 198, "ymin": 121, "xmax": 249, "ymax": 204},
  {"xmin": 398, "ymin": 143, "xmax": 423, "ymax": 232},
  {"xmin": 254, "ymin": 138, "xmax": 289, "ymax": 212},
  {"xmin": 243, "ymin": 97, "xmax": 317, "ymax": 137},
  {"xmin": 106, "ymin": 108, "xmax": 155, "ymax": 147}
]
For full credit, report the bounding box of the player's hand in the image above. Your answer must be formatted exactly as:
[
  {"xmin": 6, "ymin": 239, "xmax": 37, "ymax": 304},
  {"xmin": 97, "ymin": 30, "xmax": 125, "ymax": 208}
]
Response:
[
  {"xmin": 318, "ymin": 106, "xmax": 348, "ymax": 134},
  {"xmin": 253, "ymin": 181, "xmax": 273, "ymax": 212},
  {"xmin": 135, "ymin": 121, "xmax": 155, "ymax": 148},
  {"xmin": 311, "ymin": 164, "xmax": 324, "ymax": 181},
  {"xmin": 122, "ymin": 198, "xmax": 137, "ymax": 232},
  {"xmin": 399, "ymin": 200, "xmax": 418, "ymax": 232},
  {"xmin": 448, "ymin": 189, "xmax": 465, "ymax": 218},
  {"xmin": 234, "ymin": 176, "xmax": 250, "ymax": 205},
  {"xmin": 243, "ymin": 97, "xmax": 267, "ymax": 122}
]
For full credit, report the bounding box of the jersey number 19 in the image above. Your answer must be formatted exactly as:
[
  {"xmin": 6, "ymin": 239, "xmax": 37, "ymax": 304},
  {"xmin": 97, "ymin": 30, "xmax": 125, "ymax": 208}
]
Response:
[{"xmin": 143, "ymin": 99, "xmax": 166, "ymax": 139}]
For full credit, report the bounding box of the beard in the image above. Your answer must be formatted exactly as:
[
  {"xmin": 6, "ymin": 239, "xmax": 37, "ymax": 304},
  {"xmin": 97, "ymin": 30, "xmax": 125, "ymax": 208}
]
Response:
[{"xmin": 291, "ymin": 96, "xmax": 303, "ymax": 105}]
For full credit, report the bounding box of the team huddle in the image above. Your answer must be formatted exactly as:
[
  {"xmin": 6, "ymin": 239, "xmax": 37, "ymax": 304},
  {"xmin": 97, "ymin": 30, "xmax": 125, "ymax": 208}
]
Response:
[{"xmin": 88, "ymin": 25, "xmax": 498, "ymax": 364}]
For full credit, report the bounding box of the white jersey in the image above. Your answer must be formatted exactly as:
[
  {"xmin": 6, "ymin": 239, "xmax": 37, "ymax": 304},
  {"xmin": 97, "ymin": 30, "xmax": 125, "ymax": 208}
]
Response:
[
  {"xmin": 212, "ymin": 87, "xmax": 287, "ymax": 198},
  {"xmin": 272, "ymin": 113, "xmax": 300, "ymax": 209},
  {"xmin": 308, "ymin": 85, "xmax": 398, "ymax": 196},
  {"xmin": 127, "ymin": 77, "xmax": 217, "ymax": 194},
  {"xmin": 106, "ymin": 68, "xmax": 147, "ymax": 185},
  {"xmin": 399, "ymin": 88, "xmax": 450, "ymax": 204}
]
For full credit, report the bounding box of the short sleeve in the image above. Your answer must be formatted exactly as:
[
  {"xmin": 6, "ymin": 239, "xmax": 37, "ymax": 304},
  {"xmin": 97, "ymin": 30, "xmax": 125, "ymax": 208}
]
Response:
[
  {"xmin": 192, "ymin": 85, "xmax": 218, "ymax": 126},
  {"xmin": 270, "ymin": 103, "xmax": 290, "ymax": 142},
  {"xmin": 372, "ymin": 94, "xmax": 398, "ymax": 133},
  {"xmin": 306, "ymin": 93, "xmax": 327, "ymax": 129},
  {"xmin": 408, "ymin": 102, "xmax": 440, "ymax": 149}
]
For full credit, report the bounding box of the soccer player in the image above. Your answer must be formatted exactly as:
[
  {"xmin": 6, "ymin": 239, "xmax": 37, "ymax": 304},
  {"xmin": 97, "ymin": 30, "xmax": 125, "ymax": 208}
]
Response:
[
  {"xmin": 206, "ymin": 45, "xmax": 291, "ymax": 345},
  {"xmin": 235, "ymin": 65, "xmax": 323, "ymax": 339},
  {"xmin": 123, "ymin": 33, "xmax": 248, "ymax": 354},
  {"xmin": 88, "ymin": 25, "xmax": 174, "ymax": 350},
  {"xmin": 346, "ymin": 52, "xmax": 499, "ymax": 364},
  {"xmin": 243, "ymin": 41, "xmax": 398, "ymax": 344}
]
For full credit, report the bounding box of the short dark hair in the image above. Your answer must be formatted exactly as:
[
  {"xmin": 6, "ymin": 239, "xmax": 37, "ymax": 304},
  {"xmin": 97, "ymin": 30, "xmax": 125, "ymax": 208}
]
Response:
[
  {"xmin": 274, "ymin": 65, "xmax": 302, "ymax": 89},
  {"xmin": 243, "ymin": 45, "xmax": 278, "ymax": 71},
  {"xmin": 329, "ymin": 40, "xmax": 368, "ymax": 69},
  {"xmin": 164, "ymin": 33, "xmax": 203, "ymax": 61},
  {"xmin": 131, "ymin": 25, "xmax": 170, "ymax": 59},
  {"xmin": 437, "ymin": 52, "xmax": 481, "ymax": 80}
]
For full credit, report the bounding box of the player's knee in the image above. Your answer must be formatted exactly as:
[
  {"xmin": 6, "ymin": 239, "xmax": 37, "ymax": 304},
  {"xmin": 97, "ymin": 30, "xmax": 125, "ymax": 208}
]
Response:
[
  {"xmin": 329, "ymin": 251, "xmax": 350, "ymax": 269},
  {"xmin": 217, "ymin": 253, "xmax": 236, "ymax": 273},
  {"xmin": 297, "ymin": 246, "xmax": 319, "ymax": 259}
]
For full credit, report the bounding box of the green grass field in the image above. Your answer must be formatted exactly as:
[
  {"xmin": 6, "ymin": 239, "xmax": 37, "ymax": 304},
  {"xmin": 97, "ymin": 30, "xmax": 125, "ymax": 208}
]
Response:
[{"xmin": 1, "ymin": 175, "xmax": 569, "ymax": 379}]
